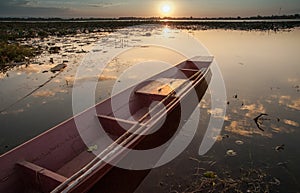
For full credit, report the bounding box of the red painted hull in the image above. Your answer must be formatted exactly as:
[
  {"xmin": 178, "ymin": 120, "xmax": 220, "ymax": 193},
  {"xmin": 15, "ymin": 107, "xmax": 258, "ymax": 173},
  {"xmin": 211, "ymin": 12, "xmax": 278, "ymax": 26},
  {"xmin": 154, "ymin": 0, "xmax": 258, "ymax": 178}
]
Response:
[{"xmin": 0, "ymin": 56, "xmax": 212, "ymax": 193}]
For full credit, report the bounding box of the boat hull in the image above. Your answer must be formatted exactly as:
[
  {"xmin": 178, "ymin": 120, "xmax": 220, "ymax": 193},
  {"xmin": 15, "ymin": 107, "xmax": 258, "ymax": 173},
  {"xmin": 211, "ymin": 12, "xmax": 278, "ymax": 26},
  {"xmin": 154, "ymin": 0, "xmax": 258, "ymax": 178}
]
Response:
[{"xmin": 0, "ymin": 57, "xmax": 213, "ymax": 193}]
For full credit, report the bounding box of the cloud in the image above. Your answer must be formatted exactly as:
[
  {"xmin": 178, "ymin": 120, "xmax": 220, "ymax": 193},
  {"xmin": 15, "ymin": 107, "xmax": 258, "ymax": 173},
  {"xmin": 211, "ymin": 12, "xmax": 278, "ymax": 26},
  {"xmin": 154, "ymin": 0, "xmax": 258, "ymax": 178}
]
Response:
[
  {"xmin": 0, "ymin": 0, "xmax": 75, "ymax": 17},
  {"xmin": 0, "ymin": 0, "xmax": 126, "ymax": 17},
  {"xmin": 9, "ymin": 0, "xmax": 32, "ymax": 6},
  {"xmin": 87, "ymin": 2, "xmax": 125, "ymax": 8}
]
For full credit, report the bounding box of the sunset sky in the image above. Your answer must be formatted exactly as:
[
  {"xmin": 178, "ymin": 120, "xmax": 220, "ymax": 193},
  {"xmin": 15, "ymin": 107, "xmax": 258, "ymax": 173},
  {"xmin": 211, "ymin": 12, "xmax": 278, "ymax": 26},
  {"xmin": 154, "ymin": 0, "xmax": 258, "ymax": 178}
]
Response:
[{"xmin": 0, "ymin": 0, "xmax": 299, "ymax": 18}]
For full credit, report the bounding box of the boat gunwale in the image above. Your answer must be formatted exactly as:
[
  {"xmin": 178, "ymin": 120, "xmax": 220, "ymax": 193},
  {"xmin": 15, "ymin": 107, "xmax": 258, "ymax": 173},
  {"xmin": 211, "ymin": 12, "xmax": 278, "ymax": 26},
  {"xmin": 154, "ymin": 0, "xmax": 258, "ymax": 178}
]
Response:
[
  {"xmin": 0, "ymin": 56, "xmax": 212, "ymax": 158},
  {"xmin": 53, "ymin": 61, "xmax": 212, "ymax": 193},
  {"xmin": 0, "ymin": 56, "xmax": 213, "ymax": 193}
]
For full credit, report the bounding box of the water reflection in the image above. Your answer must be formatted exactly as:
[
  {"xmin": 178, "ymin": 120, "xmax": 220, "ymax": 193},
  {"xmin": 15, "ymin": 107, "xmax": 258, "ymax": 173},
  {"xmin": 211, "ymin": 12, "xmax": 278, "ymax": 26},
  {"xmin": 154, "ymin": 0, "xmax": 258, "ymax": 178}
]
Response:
[
  {"xmin": 278, "ymin": 95, "xmax": 300, "ymax": 111},
  {"xmin": 134, "ymin": 28, "xmax": 300, "ymax": 193},
  {"xmin": 283, "ymin": 119, "xmax": 299, "ymax": 127},
  {"xmin": 0, "ymin": 25, "xmax": 299, "ymax": 192}
]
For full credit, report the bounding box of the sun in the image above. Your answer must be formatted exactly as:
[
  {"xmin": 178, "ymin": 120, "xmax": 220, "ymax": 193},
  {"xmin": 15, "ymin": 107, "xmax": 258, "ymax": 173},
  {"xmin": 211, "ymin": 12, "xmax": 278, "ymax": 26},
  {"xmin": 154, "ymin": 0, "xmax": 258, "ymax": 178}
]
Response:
[
  {"xmin": 162, "ymin": 4, "xmax": 171, "ymax": 13},
  {"xmin": 160, "ymin": 3, "xmax": 172, "ymax": 16}
]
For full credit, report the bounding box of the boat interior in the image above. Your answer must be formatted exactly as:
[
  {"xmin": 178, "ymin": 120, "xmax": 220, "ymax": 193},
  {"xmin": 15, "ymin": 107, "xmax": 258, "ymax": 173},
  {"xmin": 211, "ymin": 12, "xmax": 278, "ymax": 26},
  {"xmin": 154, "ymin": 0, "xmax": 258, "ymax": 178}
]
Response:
[
  {"xmin": 1, "ymin": 57, "xmax": 212, "ymax": 193},
  {"xmin": 95, "ymin": 58, "xmax": 211, "ymax": 137}
]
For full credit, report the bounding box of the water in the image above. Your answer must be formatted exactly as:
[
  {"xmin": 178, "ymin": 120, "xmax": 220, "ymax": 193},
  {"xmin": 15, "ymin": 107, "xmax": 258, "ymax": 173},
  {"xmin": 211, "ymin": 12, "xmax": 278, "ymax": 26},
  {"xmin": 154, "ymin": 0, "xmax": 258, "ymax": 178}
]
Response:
[
  {"xmin": 0, "ymin": 25, "xmax": 299, "ymax": 192},
  {"xmin": 131, "ymin": 28, "xmax": 300, "ymax": 193}
]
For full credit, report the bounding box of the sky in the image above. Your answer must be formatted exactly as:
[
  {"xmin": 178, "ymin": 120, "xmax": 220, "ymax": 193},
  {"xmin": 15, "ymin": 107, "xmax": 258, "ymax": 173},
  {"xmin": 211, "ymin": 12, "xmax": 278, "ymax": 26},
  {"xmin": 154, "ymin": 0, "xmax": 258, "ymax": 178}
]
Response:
[{"xmin": 0, "ymin": 0, "xmax": 299, "ymax": 18}]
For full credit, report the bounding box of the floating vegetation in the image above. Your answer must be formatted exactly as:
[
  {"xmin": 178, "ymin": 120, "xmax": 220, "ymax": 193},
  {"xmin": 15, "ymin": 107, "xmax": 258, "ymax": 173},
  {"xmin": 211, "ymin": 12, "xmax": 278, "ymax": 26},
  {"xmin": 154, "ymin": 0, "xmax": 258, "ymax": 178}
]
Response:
[
  {"xmin": 275, "ymin": 144, "xmax": 285, "ymax": 152},
  {"xmin": 203, "ymin": 171, "xmax": 217, "ymax": 179},
  {"xmin": 50, "ymin": 63, "xmax": 67, "ymax": 73},
  {"xmin": 235, "ymin": 140, "xmax": 244, "ymax": 145},
  {"xmin": 226, "ymin": 150, "xmax": 237, "ymax": 157},
  {"xmin": 173, "ymin": 20, "xmax": 300, "ymax": 32},
  {"xmin": 0, "ymin": 42, "xmax": 40, "ymax": 72},
  {"xmin": 182, "ymin": 168, "xmax": 281, "ymax": 193},
  {"xmin": 49, "ymin": 46, "xmax": 61, "ymax": 54},
  {"xmin": 87, "ymin": 145, "xmax": 98, "ymax": 152}
]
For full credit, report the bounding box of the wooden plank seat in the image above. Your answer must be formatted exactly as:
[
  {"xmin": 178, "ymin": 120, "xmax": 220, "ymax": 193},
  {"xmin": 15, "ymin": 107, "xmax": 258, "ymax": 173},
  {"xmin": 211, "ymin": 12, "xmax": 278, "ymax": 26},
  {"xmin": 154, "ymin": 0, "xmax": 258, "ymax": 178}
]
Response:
[
  {"xmin": 135, "ymin": 78, "xmax": 189, "ymax": 97},
  {"xmin": 97, "ymin": 115, "xmax": 140, "ymax": 125},
  {"xmin": 17, "ymin": 161, "xmax": 67, "ymax": 193},
  {"xmin": 97, "ymin": 115, "xmax": 146, "ymax": 136},
  {"xmin": 180, "ymin": 69, "xmax": 200, "ymax": 79}
]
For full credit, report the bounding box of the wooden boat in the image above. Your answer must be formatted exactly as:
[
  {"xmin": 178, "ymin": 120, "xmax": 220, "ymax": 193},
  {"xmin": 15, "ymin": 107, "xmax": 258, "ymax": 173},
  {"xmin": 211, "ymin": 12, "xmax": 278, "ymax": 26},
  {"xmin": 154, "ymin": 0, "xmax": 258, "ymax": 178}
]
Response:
[{"xmin": 0, "ymin": 56, "xmax": 213, "ymax": 193}]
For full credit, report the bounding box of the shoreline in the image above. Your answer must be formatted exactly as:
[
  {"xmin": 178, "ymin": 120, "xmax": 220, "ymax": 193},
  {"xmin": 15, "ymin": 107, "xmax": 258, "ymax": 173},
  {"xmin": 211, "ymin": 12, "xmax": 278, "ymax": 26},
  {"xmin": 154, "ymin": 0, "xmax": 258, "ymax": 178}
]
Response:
[{"xmin": 1, "ymin": 20, "xmax": 300, "ymax": 72}]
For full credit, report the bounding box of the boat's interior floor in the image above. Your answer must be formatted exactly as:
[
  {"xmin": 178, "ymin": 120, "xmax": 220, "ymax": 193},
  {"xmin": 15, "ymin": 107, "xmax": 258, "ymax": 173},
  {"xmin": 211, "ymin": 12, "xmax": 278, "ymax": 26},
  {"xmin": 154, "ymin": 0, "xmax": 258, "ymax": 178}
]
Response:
[
  {"xmin": 19, "ymin": 71, "xmax": 204, "ymax": 185},
  {"xmin": 56, "ymin": 133, "xmax": 120, "ymax": 178},
  {"xmin": 56, "ymin": 150, "xmax": 97, "ymax": 178}
]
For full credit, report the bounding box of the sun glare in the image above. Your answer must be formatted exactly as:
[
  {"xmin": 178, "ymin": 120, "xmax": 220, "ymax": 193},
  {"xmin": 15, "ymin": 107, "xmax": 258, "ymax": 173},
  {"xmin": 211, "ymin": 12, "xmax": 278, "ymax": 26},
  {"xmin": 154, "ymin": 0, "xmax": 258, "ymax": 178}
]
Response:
[
  {"xmin": 160, "ymin": 3, "xmax": 173, "ymax": 16},
  {"xmin": 162, "ymin": 5, "xmax": 171, "ymax": 13}
]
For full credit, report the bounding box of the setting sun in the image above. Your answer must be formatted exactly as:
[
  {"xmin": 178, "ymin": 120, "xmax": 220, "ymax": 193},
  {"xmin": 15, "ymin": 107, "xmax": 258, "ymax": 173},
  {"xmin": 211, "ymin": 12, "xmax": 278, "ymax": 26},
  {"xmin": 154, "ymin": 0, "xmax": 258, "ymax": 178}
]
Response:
[
  {"xmin": 160, "ymin": 2, "xmax": 173, "ymax": 16},
  {"xmin": 162, "ymin": 4, "xmax": 171, "ymax": 13}
]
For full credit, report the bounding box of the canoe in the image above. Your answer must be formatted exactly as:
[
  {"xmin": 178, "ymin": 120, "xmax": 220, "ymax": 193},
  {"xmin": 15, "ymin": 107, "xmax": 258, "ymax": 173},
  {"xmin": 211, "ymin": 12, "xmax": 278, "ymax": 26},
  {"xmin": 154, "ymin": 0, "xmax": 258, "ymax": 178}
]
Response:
[{"xmin": 0, "ymin": 56, "xmax": 213, "ymax": 193}]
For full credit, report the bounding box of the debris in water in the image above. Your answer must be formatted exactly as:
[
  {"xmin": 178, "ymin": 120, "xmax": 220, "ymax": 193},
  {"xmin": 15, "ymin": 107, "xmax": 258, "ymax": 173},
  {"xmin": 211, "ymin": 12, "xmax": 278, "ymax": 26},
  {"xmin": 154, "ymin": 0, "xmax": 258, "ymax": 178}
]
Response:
[
  {"xmin": 203, "ymin": 171, "xmax": 217, "ymax": 179},
  {"xmin": 275, "ymin": 144, "xmax": 285, "ymax": 152},
  {"xmin": 186, "ymin": 167, "xmax": 280, "ymax": 192},
  {"xmin": 270, "ymin": 178, "xmax": 281, "ymax": 185},
  {"xmin": 49, "ymin": 46, "xmax": 61, "ymax": 54},
  {"xmin": 235, "ymin": 140, "xmax": 244, "ymax": 145},
  {"xmin": 87, "ymin": 145, "xmax": 98, "ymax": 152},
  {"xmin": 253, "ymin": 113, "xmax": 268, "ymax": 131},
  {"xmin": 277, "ymin": 161, "xmax": 288, "ymax": 168},
  {"xmin": 223, "ymin": 134, "xmax": 229, "ymax": 139},
  {"xmin": 50, "ymin": 63, "xmax": 67, "ymax": 73},
  {"xmin": 209, "ymin": 161, "xmax": 217, "ymax": 167},
  {"xmin": 226, "ymin": 149, "xmax": 237, "ymax": 157}
]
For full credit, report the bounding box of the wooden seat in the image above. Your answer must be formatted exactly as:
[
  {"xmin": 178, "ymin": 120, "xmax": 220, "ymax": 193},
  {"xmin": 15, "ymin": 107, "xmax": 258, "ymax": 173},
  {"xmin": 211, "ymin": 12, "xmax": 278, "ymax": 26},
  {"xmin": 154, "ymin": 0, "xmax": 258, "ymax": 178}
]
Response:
[
  {"xmin": 97, "ymin": 115, "xmax": 140, "ymax": 125},
  {"xmin": 135, "ymin": 78, "xmax": 188, "ymax": 97},
  {"xmin": 97, "ymin": 115, "xmax": 146, "ymax": 136},
  {"xmin": 17, "ymin": 161, "xmax": 67, "ymax": 192}
]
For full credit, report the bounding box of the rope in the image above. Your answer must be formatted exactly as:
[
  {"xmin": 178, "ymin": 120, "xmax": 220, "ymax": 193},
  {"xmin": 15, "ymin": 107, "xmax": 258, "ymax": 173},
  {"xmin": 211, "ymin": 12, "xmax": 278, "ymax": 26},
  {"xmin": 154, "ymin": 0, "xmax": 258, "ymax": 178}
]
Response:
[{"xmin": 0, "ymin": 71, "xmax": 63, "ymax": 114}]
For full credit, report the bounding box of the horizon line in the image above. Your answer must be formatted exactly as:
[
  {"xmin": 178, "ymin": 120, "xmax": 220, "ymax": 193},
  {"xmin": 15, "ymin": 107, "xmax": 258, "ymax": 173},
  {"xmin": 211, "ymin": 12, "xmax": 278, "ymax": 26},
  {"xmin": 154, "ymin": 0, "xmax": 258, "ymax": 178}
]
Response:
[{"xmin": 0, "ymin": 13, "xmax": 299, "ymax": 20}]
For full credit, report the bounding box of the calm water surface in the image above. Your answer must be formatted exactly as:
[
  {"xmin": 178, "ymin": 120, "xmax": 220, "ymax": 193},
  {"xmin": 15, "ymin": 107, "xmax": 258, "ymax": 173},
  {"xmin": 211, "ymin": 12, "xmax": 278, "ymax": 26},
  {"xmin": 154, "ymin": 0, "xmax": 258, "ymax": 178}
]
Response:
[
  {"xmin": 133, "ymin": 28, "xmax": 300, "ymax": 193},
  {"xmin": 0, "ymin": 25, "xmax": 299, "ymax": 192}
]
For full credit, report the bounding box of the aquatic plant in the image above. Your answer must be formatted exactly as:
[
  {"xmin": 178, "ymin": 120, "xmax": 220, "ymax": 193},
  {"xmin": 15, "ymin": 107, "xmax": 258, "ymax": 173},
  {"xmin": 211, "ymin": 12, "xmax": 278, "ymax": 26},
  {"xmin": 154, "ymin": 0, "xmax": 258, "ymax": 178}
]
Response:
[
  {"xmin": 180, "ymin": 168, "xmax": 280, "ymax": 193},
  {"xmin": 0, "ymin": 42, "xmax": 39, "ymax": 72}
]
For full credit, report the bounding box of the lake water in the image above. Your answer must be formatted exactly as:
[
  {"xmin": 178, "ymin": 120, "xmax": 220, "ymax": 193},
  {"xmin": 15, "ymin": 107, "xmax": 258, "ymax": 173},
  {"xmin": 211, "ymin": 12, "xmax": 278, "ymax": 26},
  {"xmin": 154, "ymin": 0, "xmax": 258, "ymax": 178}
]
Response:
[{"xmin": 0, "ymin": 25, "xmax": 299, "ymax": 192}]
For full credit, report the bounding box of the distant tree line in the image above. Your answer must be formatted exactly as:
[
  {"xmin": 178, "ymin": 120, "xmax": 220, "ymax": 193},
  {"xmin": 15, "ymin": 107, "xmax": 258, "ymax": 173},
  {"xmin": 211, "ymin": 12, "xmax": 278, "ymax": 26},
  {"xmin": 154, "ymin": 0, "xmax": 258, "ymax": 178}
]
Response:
[{"xmin": 0, "ymin": 14, "xmax": 299, "ymax": 21}]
